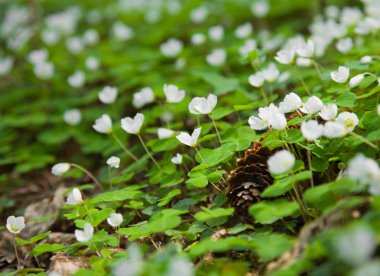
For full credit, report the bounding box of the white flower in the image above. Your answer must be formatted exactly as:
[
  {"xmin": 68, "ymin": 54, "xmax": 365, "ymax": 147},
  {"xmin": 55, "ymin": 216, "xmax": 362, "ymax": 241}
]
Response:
[
  {"xmin": 274, "ymin": 49, "xmax": 295, "ymax": 65},
  {"xmin": 300, "ymin": 96, "xmax": 323, "ymax": 114},
  {"xmin": 107, "ymin": 156, "xmax": 120, "ymax": 168},
  {"xmin": 301, "ymin": 120, "xmax": 324, "ymax": 141},
  {"xmin": 336, "ymin": 112, "xmax": 359, "ymax": 132},
  {"xmin": 188, "ymin": 94, "xmax": 217, "ymax": 115},
  {"xmin": 377, "ymin": 104, "xmax": 380, "ymax": 116},
  {"xmin": 171, "ymin": 153, "xmax": 183, "ymax": 165},
  {"xmin": 248, "ymin": 72, "xmax": 265, "ymax": 87},
  {"xmin": 191, "ymin": 33, "xmax": 206, "ymax": 45},
  {"xmin": 335, "ymin": 226, "xmax": 376, "ymax": 267},
  {"xmin": 251, "ymin": 0, "xmax": 270, "ymax": 17},
  {"xmin": 175, "ymin": 58, "xmax": 186, "ymax": 70},
  {"xmin": 345, "ymin": 154, "xmax": 380, "ymax": 191},
  {"xmin": 238, "ymin": 39, "xmax": 257, "ymax": 57},
  {"xmin": 85, "ymin": 56, "xmax": 100, "ymax": 71},
  {"xmin": 132, "ymin": 87, "xmax": 155, "ymax": 108},
  {"xmin": 296, "ymin": 57, "xmax": 313, "ymax": 67},
  {"xmin": 360, "ymin": 56, "xmax": 372, "ymax": 64},
  {"xmin": 267, "ymin": 150, "xmax": 295, "ymax": 174},
  {"xmin": 66, "ymin": 188, "xmax": 83, "ymax": 205},
  {"xmin": 52, "ymin": 163, "xmax": 70, "ymax": 176},
  {"xmin": 166, "ymin": 257, "xmax": 194, "ymax": 276},
  {"xmin": 206, "ymin": 48, "xmax": 226, "ymax": 67},
  {"xmin": 235, "ymin": 22, "xmax": 252, "ymax": 39},
  {"xmin": 41, "ymin": 29, "xmax": 60, "ymax": 46},
  {"xmin": 121, "ymin": 113, "xmax": 144, "ymax": 134},
  {"xmin": 331, "ymin": 66, "xmax": 350, "ymax": 83},
  {"xmin": 93, "ymin": 114, "xmax": 113, "ymax": 134},
  {"xmin": 112, "ymin": 22, "xmax": 134, "ymax": 41},
  {"xmin": 27, "ymin": 49, "xmax": 48, "ymax": 65},
  {"xmin": 318, "ymin": 103, "xmax": 338, "ymax": 121},
  {"xmin": 99, "ymin": 86, "xmax": 118, "ymax": 104},
  {"xmin": 6, "ymin": 216, "xmax": 25, "ymax": 234},
  {"xmin": 68, "ymin": 71, "xmax": 85, "ymax": 88},
  {"xmin": 296, "ymin": 39, "xmax": 315, "ymax": 58},
  {"xmin": 323, "ymin": 121, "xmax": 346, "ymax": 138},
  {"xmin": 160, "ymin": 38, "xmax": 183, "ymax": 58},
  {"xmin": 349, "ymin": 74, "xmax": 365, "ymax": 88},
  {"xmin": 83, "ymin": 29, "xmax": 99, "ymax": 46},
  {"xmin": 176, "ymin": 127, "xmax": 201, "ymax": 147},
  {"xmin": 63, "ymin": 109, "xmax": 82, "ymax": 125},
  {"xmin": 164, "ymin": 84, "xmax": 185, "ymax": 103},
  {"xmin": 279, "ymin": 92, "xmax": 302, "ymax": 113},
  {"xmin": 336, "ymin": 37, "xmax": 353, "ymax": 53},
  {"xmin": 208, "ymin": 25, "xmax": 224, "ymax": 42},
  {"xmin": 107, "ymin": 213, "xmax": 123, "ymax": 227},
  {"xmin": 113, "ymin": 244, "xmax": 143, "ymax": 276},
  {"xmin": 190, "ymin": 6, "xmax": 208, "ymax": 23},
  {"xmin": 34, "ymin": 62, "xmax": 54, "ymax": 80},
  {"xmin": 0, "ymin": 56, "xmax": 14, "ymax": 76},
  {"xmin": 248, "ymin": 104, "xmax": 286, "ymax": 130},
  {"xmin": 75, "ymin": 222, "xmax": 94, "ymax": 242},
  {"xmin": 66, "ymin": 37, "xmax": 84, "ymax": 54},
  {"xmin": 157, "ymin": 128, "xmax": 175, "ymax": 139},
  {"xmin": 261, "ymin": 63, "xmax": 280, "ymax": 83}
]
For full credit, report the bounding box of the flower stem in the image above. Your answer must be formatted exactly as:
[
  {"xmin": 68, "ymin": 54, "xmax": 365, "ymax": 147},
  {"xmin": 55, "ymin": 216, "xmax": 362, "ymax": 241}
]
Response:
[
  {"xmin": 13, "ymin": 236, "xmax": 21, "ymax": 270},
  {"xmin": 294, "ymin": 66, "xmax": 311, "ymax": 95},
  {"xmin": 306, "ymin": 146, "xmax": 315, "ymax": 188},
  {"xmin": 70, "ymin": 163, "xmax": 103, "ymax": 191},
  {"xmin": 108, "ymin": 166, "xmax": 113, "ymax": 190},
  {"xmin": 350, "ymin": 132, "xmax": 378, "ymax": 150},
  {"xmin": 194, "ymin": 146, "xmax": 207, "ymax": 165},
  {"xmin": 210, "ymin": 116, "xmax": 222, "ymax": 145},
  {"xmin": 112, "ymin": 133, "xmax": 138, "ymax": 161},
  {"xmin": 259, "ymin": 86, "xmax": 268, "ymax": 103},
  {"xmin": 137, "ymin": 134, "xmax": 162, "ymax": 171}
]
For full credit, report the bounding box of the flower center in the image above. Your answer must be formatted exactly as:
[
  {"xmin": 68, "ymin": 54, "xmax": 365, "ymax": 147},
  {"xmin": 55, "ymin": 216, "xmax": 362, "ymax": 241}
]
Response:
[
  {"xmin": 10, "ymin": 225, "xmax": 19, "ymax": 232},
  {"xmin": 344, "ymin": 119, "xmax": 354, "ymax": 129}
]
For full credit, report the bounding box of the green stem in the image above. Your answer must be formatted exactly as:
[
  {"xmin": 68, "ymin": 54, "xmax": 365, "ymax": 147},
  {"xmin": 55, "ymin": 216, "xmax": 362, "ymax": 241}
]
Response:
[
  {"xmin": 260, "ymin": 86, "xmax": 268, "ymax": 103},
  {"xmin": 210, "ymin": 116, "xmax": 222, "ymax": 145},
  {"xmin": 306, "ymin": 146, "xmax": 315, "ymax": 188},
  {"xmin": 112, "ymin": 133, "xmax": 138, "ymax": 161},
  {"xmin": 294, "ymin": 66, "xmax": 311, "ymax": 95},
  {"xmin": 108, "ymin": 166, "xmax": 113, "ymax": 190},
  {"xmin": 137, "ymin": 134, "xmax": 162, "ymax": 171},
  {"xmin": 70, "ymin": 163, "xmax": 103, "ymax": 191},
  {"xmin": 13, "ymin": 236, "xmax": 21, "ymax": 270},
  {"xmin": 194, "ymin": 146, "xmax": 207, "ymax": 165},
  {"xmin": 350, "ymin": 132, "xmax": 378, "ymax": 150}
]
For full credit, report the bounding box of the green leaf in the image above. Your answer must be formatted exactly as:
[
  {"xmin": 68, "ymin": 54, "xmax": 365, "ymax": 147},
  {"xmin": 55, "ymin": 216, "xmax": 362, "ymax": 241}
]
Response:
[
  {"xmin": 252, "ymin": 234, "xmax": 295, "ymax": 262},
  {"xmin": 192, "ymin": 71, "xmax": 240, "ymax": 95},
  {"xmin": 196, "ymin": 143, "xmax": 236, "ymax": 167},
  {"xmin": 210, "ymin": 107, "xmax": 235, "ymax": 120},
  {"xmin": 194, "ymin": 207, "xmax": 234, "ymax": 221},
  {"xmin": 261, "ymin": 171, "xmax": 311, "ymax": 198},
  {"xmin": 186, "ymin": 173, "xmax": 208, "ymax": 188},
  {"xmin": 91, "ymin": 186, "xmax": 143, "ymax": 202},
  {"xmin": 249, "ymin": 199, "xmax": 299, "ymax": 224},
  {"xmin": 333, "ymin": 92, "xmax": 357, "ymax": 107},
  {"xmin": 31, "ymin": 243, "xmax": 65, "ymax": 256},
  {"xmin": 16, "ymin": 231, "xmax": 51, "ymax": 246},
  {"xmin": 157, "ymin": 189, "xmax": 181, "ymax": 206}
]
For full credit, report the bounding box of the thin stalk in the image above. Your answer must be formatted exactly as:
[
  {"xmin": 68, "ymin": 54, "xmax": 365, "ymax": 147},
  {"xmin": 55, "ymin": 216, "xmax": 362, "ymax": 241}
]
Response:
[
  {"xmin": 281, "ymin": 219, "xmax": 297, "ymax": 235},
  {"xmin": 13, "ymin": 237, "xmax": 21, "ymax": 270},
  {"xmin": 70, "ymin": 163, "xmax": 103, "ymax": 191},
  {"xmin": 294, "ymin": 66, "xmax": 311, "ymax": 95},
  {"xmin": 350, "ymin": 132, "xmax": 378, "ymax": 150},
  {"xmin": 108, "ymin": 166, "xmax": 113, "ymax": 190},
  {"xmin": 291, "ymin": 173, "xmax": 308, "ymax": 222},
  {"xmin": 312, "ymin": 60, "xmax": 324, "ymax": 82},
  {"xmin": 259, "ymin": 86, "xmax": 268, "ymax": 103},
  {"xmin": 137, "ymin": 134, "xmax": 162, "ymax": 171},
  {"xmin": 210, "ymin": 116, "xmax": 222, "ymax": 145},
  {"xmin": 306, "ymin": 146, "xmax": 315, "ymax": 188},
  {"xmin": 194, "ymin": 146, "xmax": 207, "ymax": 165},
  {"xmin": 112, "ymin": 133, "xmax": 138, "ymax": 161}
]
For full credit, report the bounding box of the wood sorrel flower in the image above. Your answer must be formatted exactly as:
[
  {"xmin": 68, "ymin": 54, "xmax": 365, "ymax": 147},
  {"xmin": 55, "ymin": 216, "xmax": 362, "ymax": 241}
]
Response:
[
  {"xmin": 188, "ymin": 94, "xmax": 217, "ymax": 115},
  {"xmin": 93, "ymin": 114, "xmax": 113, "ymax": 134},
  {"xmin": 267, "ymin": 150, "xmax": 295, "ymax": 175},
  {"xmin": 279, "ymin": 92, "xmax": 302, "ymax": 113},
  {"xmin": 319, "ymin": 103, "xmax": 338, "ymax": 121},
  {"xmin": 275, "ymin": 49, "xmax": 295, "ymax": 65},
  {"xmin": 176, "ymin": 127, "xmax": 201, "ymax": 147},
  {"xmin": 68, "ymin": 71, "xmax": 85, "ymax": 88},
  {"xmin": 63, "ymin": 109, "xmax": 82, "ymax": 125},
  {"xmin": 157, "ymin": 128, "xmax": 175, "ymax": 139},
  {"xmin": 336, "ymin": 112, "xmax": 359, "ymax": 132},
  {"xmin": 206, "ymin": 48, "xmax": 226, "ymax": 67},
  {"xmin": 349, "ymin": 74, "xmax": 365, "ymax": 88},
  {"xmin": 163, "ymin": 84, "xmax": 185, "ymax": 103},
  {"xmin": 132, "ymin": 87, "xmax": 155, "ymax": 108},
  {"xmin": 51, "ymin": 163, "xmax": 70, "ymax": 176},
  {"xmin": 301, "ymin": 120, "xmax": 324, "ymax": 141},
  {"xmin": 171, "ymin": 153, "xmax": 183, "ymax": 165},
  {"xmin": 99, "ymin": 86, "xmax": 118, "ymax": 104},
  {"xmin": 107, "ymin": 213, "xmax": 123, "ymax": 227},
  {"xmin": 331, "ymin": 66, "xmax": 350, "ymax": 83},
  {"xmin": 6, "ymin": 216, "xmax": 25, "ymax": 234},
  {"xmin": 121, "ymin": 113, "xmax": 144, "ymax": 134},
  {"xmin": 66, "ymin": 188, "xmax": 83, "ymax": 205},
  {"xmin": 300, "ymin": 96, "xmax": 323, "ymax": 114},
  {"xmin": 75, "ymin": 222, "xmax": 94, "ymax": 242},
  {"xmin": 107, "ymin": 156, "xmax": 120, "ymax": 168}
]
